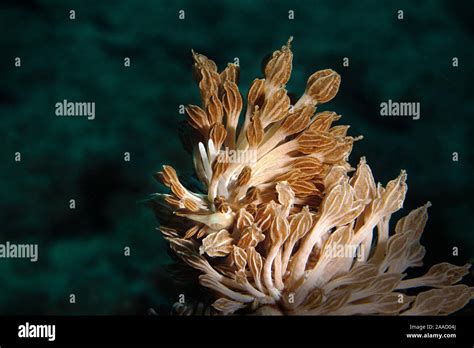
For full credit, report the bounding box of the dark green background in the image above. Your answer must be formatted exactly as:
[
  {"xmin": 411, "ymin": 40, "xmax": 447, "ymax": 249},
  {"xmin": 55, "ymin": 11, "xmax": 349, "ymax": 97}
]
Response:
[{"xmin": 1, "ymin": 0, "xmax": 472, "ymax": 314}]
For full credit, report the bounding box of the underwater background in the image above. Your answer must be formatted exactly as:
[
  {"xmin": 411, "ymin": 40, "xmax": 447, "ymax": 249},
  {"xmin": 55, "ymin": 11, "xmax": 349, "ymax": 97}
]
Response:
[{"xmin": 0, "ymin": 0, "xmax": 472, "ymax": 314}]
